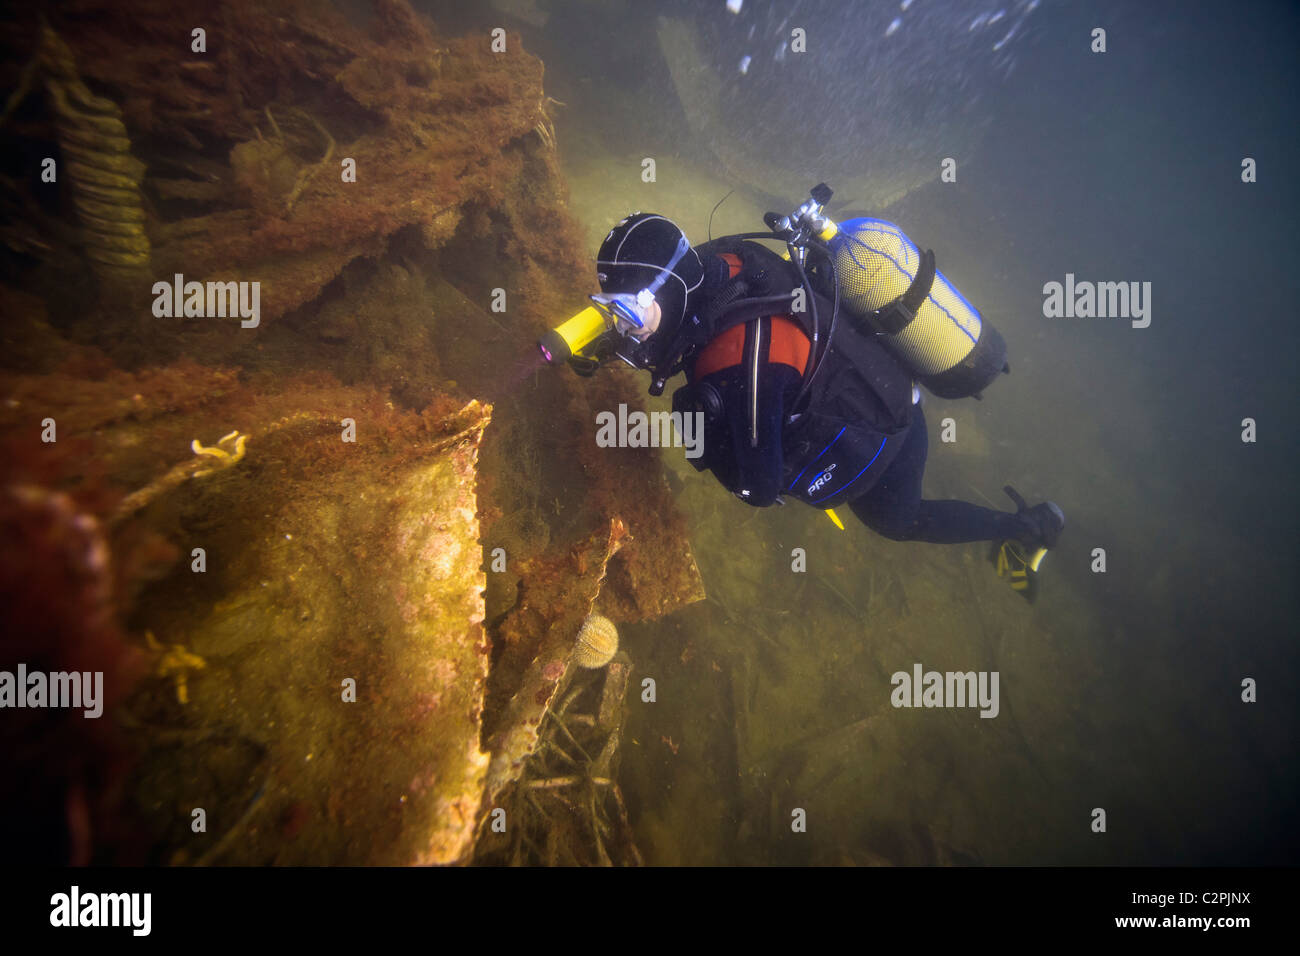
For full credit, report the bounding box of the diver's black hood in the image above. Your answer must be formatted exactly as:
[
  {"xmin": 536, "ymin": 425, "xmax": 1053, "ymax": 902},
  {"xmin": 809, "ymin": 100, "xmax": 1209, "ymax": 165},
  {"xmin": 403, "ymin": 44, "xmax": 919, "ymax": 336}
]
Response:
[{"xmin": 596, "ymin": 213, "xmax": 704, "ymax": 370}]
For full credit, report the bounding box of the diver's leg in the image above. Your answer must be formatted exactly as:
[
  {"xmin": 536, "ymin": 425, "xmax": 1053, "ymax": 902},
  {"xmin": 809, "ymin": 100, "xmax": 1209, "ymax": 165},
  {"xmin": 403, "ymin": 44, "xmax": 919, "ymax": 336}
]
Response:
[
  {"xmin": 848, "ymin": 407, "xmax": 1024, "ymax": 544},
  {"xmin": 846, "ymin": 408, "xmax": 927, "ymax": 539}
]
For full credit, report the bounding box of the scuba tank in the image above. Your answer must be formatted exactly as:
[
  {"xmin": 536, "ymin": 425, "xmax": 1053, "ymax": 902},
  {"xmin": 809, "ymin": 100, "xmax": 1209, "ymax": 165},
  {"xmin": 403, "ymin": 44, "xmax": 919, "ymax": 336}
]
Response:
[
  {"xmin": 826, "ymin": 217, "xmax": 1008, "ymax": 400},
  {"xmin": 764, "ymin": 184, "xmax": 1008, "ymax": 401}
]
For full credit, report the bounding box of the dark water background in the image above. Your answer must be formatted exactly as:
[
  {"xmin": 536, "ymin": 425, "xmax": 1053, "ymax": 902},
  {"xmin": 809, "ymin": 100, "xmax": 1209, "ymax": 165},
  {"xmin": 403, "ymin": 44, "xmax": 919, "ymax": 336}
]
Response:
[{"xmin": 431, "ymin": 0, "xmax": 1299, "ymax": 865}]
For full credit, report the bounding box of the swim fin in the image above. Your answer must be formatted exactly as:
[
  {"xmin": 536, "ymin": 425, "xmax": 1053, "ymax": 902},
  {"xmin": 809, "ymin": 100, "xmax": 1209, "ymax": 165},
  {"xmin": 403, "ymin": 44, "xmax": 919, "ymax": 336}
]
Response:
[
  {"xmin": 991, "ymin": 537, "xmax": 1040, "ymax": 603},
  {"xmin": 990, "ymin": 485, "xmax": 1065, "ymax": 604}
]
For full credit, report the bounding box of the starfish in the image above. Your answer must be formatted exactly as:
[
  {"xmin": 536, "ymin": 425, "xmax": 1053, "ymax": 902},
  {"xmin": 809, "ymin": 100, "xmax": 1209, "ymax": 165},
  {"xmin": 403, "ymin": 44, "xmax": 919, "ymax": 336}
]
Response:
[
  {"xmin": 190, "ymin": 430, "xmax": 248, "ymax": 479},
  {"xmin": 145, "ymin": 631, "xmax": 207, "ymax": 705},
  {"xmin": 191, "ymin": 430, "xmax": 247, "ymax": 464}
]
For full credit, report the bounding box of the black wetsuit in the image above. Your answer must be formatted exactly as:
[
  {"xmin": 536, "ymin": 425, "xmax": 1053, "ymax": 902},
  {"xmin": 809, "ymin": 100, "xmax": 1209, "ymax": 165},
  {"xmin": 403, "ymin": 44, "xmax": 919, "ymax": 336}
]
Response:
[
  {"xmin": 847, "ymin": 406, "xmax": 1024, "ymax": 543},
  {"xmin": 676, "ymin": 237, "xmax": 1025, "ymax": 545}
]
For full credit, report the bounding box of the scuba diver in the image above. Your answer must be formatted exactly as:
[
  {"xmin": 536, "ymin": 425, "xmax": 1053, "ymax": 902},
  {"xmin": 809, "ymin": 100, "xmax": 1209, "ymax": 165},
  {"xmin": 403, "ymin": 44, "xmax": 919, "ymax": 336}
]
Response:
[{"xmin": 539, "ymin": 185, "xmax": 1064, "ymax": 601}]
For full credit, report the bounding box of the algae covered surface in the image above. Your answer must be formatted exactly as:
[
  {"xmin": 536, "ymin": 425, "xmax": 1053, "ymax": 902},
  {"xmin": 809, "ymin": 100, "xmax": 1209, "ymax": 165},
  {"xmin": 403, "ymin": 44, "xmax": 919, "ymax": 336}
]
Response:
[
  {"xmin": 124, "ymin": 399, "xmax": 498, "ymax": 866},
  {"xmin": 0, "ymin": 0, "xmax": 702, "ymax": 866}
]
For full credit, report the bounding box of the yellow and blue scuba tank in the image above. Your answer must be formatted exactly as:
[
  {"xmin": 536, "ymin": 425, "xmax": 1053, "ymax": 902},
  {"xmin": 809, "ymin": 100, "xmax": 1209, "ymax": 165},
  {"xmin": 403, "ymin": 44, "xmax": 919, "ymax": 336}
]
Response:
[{"xmin": 825, "ymin": 217, "xmax": 1008, "ymax": 400}]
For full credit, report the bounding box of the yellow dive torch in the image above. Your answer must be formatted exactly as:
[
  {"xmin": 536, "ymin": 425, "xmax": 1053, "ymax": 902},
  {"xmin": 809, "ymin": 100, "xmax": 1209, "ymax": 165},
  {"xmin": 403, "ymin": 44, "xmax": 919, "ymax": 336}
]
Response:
[{"xmin": 537, "ymin": 305, "xmax": 607, "ymax": 365}]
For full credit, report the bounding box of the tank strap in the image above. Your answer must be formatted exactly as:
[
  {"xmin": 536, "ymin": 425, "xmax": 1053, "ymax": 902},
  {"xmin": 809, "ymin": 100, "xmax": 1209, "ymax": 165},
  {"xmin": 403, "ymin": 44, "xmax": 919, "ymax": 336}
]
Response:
[{"xmin": 864, "ymin": 247, "xmax": 936, "ymax": 334}]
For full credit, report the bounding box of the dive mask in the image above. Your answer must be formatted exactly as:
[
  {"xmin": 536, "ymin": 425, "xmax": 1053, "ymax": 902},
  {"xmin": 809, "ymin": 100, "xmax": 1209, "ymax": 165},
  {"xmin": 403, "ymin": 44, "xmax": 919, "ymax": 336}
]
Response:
[{"xmin": 588, "ymin": 289, "xmax": 656, "ymax": 336}]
